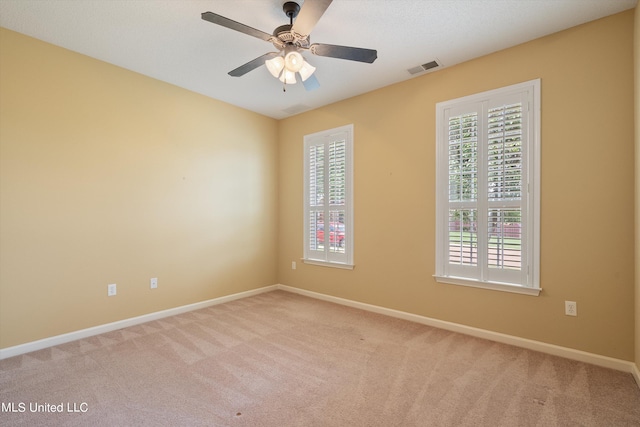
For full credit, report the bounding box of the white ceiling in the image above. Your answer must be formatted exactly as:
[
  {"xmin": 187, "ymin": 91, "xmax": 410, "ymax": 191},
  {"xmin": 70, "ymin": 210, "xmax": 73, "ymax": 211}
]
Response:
[{"xmin": 0, "ymin": 0, "xmax": 636, "ymax": 119}]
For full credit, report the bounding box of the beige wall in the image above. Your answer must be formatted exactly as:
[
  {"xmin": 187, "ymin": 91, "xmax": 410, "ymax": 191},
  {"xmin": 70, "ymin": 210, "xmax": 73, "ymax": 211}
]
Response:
[
  {"xmin": 278, "ymin": 11, "xmax": 636, "ymax": 361},
  {"xmin": 0, "ymin": 28, "xmax": 279, "ymax": 349},
  {"xmin": 635, "ymin": 4, "xmax": 640, "ymax": 370}
]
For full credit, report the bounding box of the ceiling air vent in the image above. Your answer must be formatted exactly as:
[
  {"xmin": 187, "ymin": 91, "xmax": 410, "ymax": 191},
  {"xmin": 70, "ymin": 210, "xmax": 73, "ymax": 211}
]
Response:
[
  {"xmin": 407, "ymin": 60, "xmax": 440, "ymax": 75},
  {"xmin": 282, "ymin": 104, "xmax": 311, "ymax": 115}
]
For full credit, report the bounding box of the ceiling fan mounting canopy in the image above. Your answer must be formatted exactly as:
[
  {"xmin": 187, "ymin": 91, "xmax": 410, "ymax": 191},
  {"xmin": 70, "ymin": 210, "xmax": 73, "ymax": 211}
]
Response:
[
  {"xmin": 282, "ymin": 1, "xmax": 301, "ymax": 21},
  {"xmin": 201, "ymin": 0, "xmax": 378, "ymax": 90}
]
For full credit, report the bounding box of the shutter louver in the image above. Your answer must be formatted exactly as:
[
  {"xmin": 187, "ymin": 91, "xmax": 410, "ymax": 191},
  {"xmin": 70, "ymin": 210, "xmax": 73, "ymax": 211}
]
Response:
[
  {"xmin": 448, "ymin": 113, "xmax": 478, "ymax": 203},
  {"xmin": 488, "ymin": 103, "xmax": 523, "ymax": 201},
  {"xmin": 329, "ymin": 141, "xmax": 346, "ymax": 206},
  {"xmin": 328, "ymin": 210, "xmax": 345, "ymax": 254},
  {"xmin": 448, "ymin": 209, "xmax": 477, "ymax": 266},
  {"xmin": 487, "ymin": 208, "xmax": 522, "ymax": 270},
  {"xmin": 309, "ymin": 211, "xmax": 322, "ymax": 251},
  {"xmin": 309, "ymin": 145, "xmax": 324, "ymax": 207}
]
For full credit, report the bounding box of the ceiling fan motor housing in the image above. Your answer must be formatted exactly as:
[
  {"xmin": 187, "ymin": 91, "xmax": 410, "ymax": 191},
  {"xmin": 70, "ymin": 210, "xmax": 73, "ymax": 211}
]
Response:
[
  {"xmin": 272, "ymin": 25, "xmax": 310, "ymax": 49},
  {"xmin": 272, "ymin": 1, "xmax": 311, "ymax": 51},
  {"xmin": 273, "ymin": 24, "xmax": 294, "ymax": 42}
]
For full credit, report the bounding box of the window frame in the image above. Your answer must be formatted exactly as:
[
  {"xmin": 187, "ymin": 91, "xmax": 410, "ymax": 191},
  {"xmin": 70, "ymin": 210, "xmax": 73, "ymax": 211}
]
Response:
[
  {"xmin": 435, "ymin": 80, "xmax": 540, "ymax": 296},
  {"xmin": 303, "ymin": 124, "xmax": 354, "ymax": 269}
]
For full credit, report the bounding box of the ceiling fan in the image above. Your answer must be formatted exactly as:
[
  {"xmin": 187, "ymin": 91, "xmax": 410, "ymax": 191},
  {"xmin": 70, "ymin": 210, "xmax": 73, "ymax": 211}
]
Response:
[{"xmin": 201, "ymin": 0, "xmax": 377, "ymax": 91}]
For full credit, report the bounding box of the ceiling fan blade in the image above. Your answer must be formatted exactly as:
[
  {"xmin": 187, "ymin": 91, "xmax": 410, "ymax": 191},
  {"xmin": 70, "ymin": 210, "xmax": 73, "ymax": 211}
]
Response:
[
  {"xmin": 228, "ymin": 52, "xmax": 280, "ymax": 77},
  {"xmin": 291, "ymin": 0, "xmax": 333, "ymax": 37},
  {"xmin": 201, "ymin": 12, "xmax": 273, "ymax": 42},
  {"xmin": 301, "ymin": 74, "xmax": 320, "ymax": 91},
  {"xmin": 310, "ymin": 43, "xmax": 377, "ymax": 63}
]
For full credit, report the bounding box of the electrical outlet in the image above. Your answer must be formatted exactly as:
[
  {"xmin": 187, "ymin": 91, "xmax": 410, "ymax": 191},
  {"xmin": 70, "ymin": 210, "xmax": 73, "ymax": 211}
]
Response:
[
  {"xmin": 565, "ymin": 301, "xmax": 577, "ymax": 316},
  {"xmin": 292, "ymin": 261, "xmax": 296, "ymax": 270},
  {"xmin": 150, "ymin": 277, "xmax": 158, "ymax": 289},
  {"xmin": 108, "ymin": 283, "xmax": 117, "ymax": 297}
]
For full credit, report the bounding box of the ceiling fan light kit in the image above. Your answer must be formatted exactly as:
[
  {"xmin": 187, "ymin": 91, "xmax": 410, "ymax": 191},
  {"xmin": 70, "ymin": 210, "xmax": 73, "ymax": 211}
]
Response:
[
  {"xmin": 268, "ymin": 44, "xmax": 317, "ymax": 85},
  {"xmin": 201, "ymin": 0, "xmax": 377, "ymax": 92}
]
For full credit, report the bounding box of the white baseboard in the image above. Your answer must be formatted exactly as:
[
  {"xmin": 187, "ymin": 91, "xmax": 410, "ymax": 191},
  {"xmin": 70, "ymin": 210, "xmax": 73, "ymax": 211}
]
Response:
[
  {"xmin": 275, "ymin": 284, "xmax": 640, "ymax": 379},
  {"xmin": 2, "ymin": 282, "xmax": 639, "ymax": 389},
  {"xmin": 0, "ymin": 285, "xmax": 278, "ymax": 360}
]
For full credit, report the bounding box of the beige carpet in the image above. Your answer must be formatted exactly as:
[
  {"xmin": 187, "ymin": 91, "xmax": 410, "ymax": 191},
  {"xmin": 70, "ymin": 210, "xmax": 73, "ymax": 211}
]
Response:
[{"xmin": 1, "ymin": 290, "xmax": 639, "ymax": 426}]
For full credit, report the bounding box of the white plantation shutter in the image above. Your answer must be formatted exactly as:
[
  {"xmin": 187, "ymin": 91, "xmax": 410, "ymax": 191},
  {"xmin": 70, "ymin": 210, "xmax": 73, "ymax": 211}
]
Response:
[
  {"xmin": 436, "ymin": 80, "xmax": 540, "ymax": 294},
  {"xmin": 304, "ymin": 125, "xmax": 353, "ymax": 267},
  {"xmin": 486, "ymin": 96, "xmax": 525, "ymax": 285}
]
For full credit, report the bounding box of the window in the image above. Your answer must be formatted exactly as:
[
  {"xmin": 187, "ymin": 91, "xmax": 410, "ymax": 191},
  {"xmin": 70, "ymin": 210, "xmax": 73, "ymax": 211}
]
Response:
[
  {"xmin": 435, "ymin": 80, "xmax": 540, "ymax": 295},
  {"xmin": 303, "ymin": 124, "xmax": 354, "ymax": 268}
]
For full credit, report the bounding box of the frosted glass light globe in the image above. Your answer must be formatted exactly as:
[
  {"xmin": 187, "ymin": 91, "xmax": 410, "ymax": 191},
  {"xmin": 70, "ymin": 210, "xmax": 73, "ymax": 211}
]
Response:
[
  {"xmin": 284, "ymin": 51, "xmax": 304, "ymax": 73},
  {"xmin": 279, "ymin": 69, "xmax": 297, "ymax": 84},
  {"xmin": 265, "ymin": 56, "xmax": 284, "ymax": 78}
]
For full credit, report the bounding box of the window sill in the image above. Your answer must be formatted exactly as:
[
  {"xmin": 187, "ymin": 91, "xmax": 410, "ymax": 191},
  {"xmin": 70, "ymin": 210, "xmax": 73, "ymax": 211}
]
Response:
[
  {"xmin": 302, "ymin": 259, "xmax": 355, "ymax": 270},
  {"xmin": 434, "ymin": 275, "xmax": 541, "ymax": 296}
]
